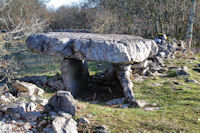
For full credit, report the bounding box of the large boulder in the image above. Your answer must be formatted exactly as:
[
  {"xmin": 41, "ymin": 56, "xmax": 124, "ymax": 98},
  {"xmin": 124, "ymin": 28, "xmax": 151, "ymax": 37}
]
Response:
[
  {"xmin": 26, "ymin": 32, "xmax": 158, "ymax": 64},
  {"xmin": 52, "ymin": 116, "xmax": 78, "ymax": 133},
  {"xmin": 45, "ymin": 91, "xmax": 77, "ymax": 116},
  {"xmin": 11, "ymin": 80, "xmax": 44, "ymax": 96}
]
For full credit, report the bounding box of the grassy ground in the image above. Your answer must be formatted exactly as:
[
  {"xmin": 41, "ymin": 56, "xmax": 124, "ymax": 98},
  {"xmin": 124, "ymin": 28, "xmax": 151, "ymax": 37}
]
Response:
[
  {"xmin": 2, "ymin": 41, "xmax": 200, "ymax": 132},
  {"xmin": 75, "ymin": 54, "xmax": 200, "ymax": 132}
]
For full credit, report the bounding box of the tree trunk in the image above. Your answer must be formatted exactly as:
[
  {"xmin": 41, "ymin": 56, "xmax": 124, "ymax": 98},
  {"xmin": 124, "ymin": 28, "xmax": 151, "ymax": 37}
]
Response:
[{"xmin": 186, "ymin": 0, "xmax": 196, "ymax": 49}]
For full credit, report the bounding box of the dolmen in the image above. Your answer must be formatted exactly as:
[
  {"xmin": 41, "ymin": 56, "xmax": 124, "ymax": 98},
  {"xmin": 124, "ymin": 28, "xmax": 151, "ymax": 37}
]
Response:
[{"xmin": 26, "ymin": 32, "xmax": 158, "ymax": 106}]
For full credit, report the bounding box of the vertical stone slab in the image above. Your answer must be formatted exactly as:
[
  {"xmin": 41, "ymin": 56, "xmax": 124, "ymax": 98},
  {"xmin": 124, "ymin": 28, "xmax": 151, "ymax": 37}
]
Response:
[
  {"xmin": 61, "ymin": 58, "xmax": 89, "ymax": 96},
  {"xmin": 115, "ymin": 64, "xmax": 139, "ymax": 107}
]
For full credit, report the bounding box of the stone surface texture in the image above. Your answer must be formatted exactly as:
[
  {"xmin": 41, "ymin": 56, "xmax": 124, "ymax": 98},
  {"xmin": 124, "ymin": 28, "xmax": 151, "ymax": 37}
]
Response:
[
  {"xmin": 52, "ymin": 116, "xmax": 78, "ymax": 133},
  {"xmin": 11, "ymin": 80, "xmax": 44, "ymax": 96},
  {"xmin": 45, "ymin": 91, "xmax": 77, "ymax": 116},
  {"xmin": 26, "ymin": 32, "xmax": 158, "ymax": 64}
]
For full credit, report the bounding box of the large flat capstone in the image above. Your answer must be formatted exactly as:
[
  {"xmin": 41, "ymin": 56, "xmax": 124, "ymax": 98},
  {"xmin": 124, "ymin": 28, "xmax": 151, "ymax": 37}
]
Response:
[{"xmin": 26, "ymin": 32, "xmax": 158, "ymax": 64}]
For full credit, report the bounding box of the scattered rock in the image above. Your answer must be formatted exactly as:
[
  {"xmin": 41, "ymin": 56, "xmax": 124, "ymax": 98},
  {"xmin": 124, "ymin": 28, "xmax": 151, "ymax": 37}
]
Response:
[
  {"xmin": 43, "ymin": 126, "xmax": 54, "ymax": 133},
  {"xmin": 151, "ymin": 83, "xmax": 161, "ymax": 86},
  {"xmin": 172, "ymin": 88, "xmax": 184, "ymax": 91},
  {"xmin": 132, "ymin": 74, "xmax": 145, "ymax": 82},
  {"xmin": 132, "ymin": 60, "xmax": 149, "ymax": 69},
  {"xmin": 106, "ymin": 98, "xmax": 125, "ymax": 106},
  {"xmin": 13, "ymin": 113, "xmax": 21, "ymax": 119},
  {"xmin": 173, "ymin": 81, "xmax": 180, "ymax": 85},
  {"xmin": 49, "ymin": 111, "xmax": 57, "ymax": 119},
  {"xmin": 119, "ymin": 104, "xmax": 129, "ymax": 108},
  {"xmin": 21, "ymin": 111, "xmax": 42, "ymax": 121},
  {"xmin": 0, "ymin": 95, "xmax": 12, "ymax": 107},
  {"xmin": 193, "ymin": 68, "xmax": 200, "ymax": 73},
  {"xmin": 186, "ymin": 78, "xmax": 198, "ymax": 83},
  {"xmin": 0, "ymin": 121, "xmax": 19, "ymax": 133},
  {"xmin": 52, "ymin": 116, "xmax": 78, "ymax": 133},
  {"xmin": 19, "ymin": 75, "xmax": 48, "ymax": 87},
  {"xmin": 135, "ymin": 100, "xmax": 150, "ymax": 108},
  {"xmin": 23, "ymin": 122, "xmax": 31, "ymax": 130},
  {"xmin": 26, "ymin": 102, "xmax": 36, "ymax": 112},
  {"xmin": 78, "ymin": 117, "xmax": 90, "ymax": 124},
  {"xmin": 58, "ymin": 111, "xmax": 72, "ymax": 119},
  {"xmin": 144, "ymin": 107, "xmax": 160, "ymax": 111},
  {"xmin": 11, "ymin": 80, "xmax": 44, "ymax": 96},
  {"xmin": 35, "ymin": 97, "xmax": 48, "ymax": 106},
  {"xmin": 95, "ymin": 125, "xmax": 111, "ymax": 133},
  {"xmin": 6, "ymin": 102, "xmax": 26, "ymax": 115},
  {"xmin": 45, "ymin": 91, "xmax": 76, "ymax": 116},
  {"xmin": 176, "ymin": 70, "xmax": 190, "ymax": 76},
  {"xmin": 47, "ymin": 79, "xmax": 64, "ymax": 90},
  {"xmin": 190, "ymin": 57, "xmax": 197, "ymax": 60},
  {"xmin": 38, "ymin": 120, "xmax": 47, "ymax": 128}
]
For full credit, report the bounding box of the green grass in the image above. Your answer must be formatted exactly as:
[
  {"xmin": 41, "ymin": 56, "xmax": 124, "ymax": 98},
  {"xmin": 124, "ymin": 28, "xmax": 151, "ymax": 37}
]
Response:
[{"xmin": 75, "ymin": 53, "xmax": 200, "ymax": 132}]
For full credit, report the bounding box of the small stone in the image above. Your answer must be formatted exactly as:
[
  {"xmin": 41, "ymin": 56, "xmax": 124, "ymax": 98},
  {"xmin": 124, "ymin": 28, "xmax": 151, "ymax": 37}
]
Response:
[
  {"xmin": 21, "ymin": 111, "xmax": 42, "ymax": 121},
  {"xmin": 151, "ymin": 83, "xmax": 161, "ymax": 86},
  {"xmin": 158, "ymin": 52, "xmax": 166, "ymax": 58},
  {"xmin": 132, "ymin": 60, "xmax": 149, "ymax": 69},
  {"xmin": 172, "ymin": 88, "xmax": 184, "ymax": 91},
  {"xmin": 10, "ymin": 120, "xmax": 16, "ymax": 124},
  {"xmin": 52, "ymin": 117, "xmax": 78, "ymax": 133},
  {"xmin": 79, "ymin": 117, "xmax": 90, "ymax": 124},
  {"xmin": 58, "ymin": 111, "xmax": 72, "ymax": 119},
  {"xmin": 49, "ymin": 111, "xmax": 57, "ymax": 119},
  {"xmin": 38, "ymin": 120, "xmax": 47, "ymax": 128},
  {"xmin": 30, "ymin": 122, "xmax": 37, "ymax": 126},
  {"xmin": 182, "ymin": 66, "xmax": 188, "ymax": 72},
  {"xmin": 7, "ymin": 102, "xmax": 26, "ymax": 114},
  {"xmin": 144, "ymin": 107, "xmax": 160, "ymax": 111},
  {"xmin": 186, "ymin": 78, "xmax": 198, "ymax": 83},
  {"xmin": 95, "ymin": 125, "xmax": 110, "ymax": 133},
  {"xmin": 106, "ymin": 98, "xmax": 125, "ymax": 106},
  {"xmin": 23, "ymin": 122, "xmax": 31, "ymax": 130},
  {"xmin": 151, "ymin": 103, "xmax": 157, "ymax": 106},
  {"xmin": 173, "ymin": 81, "xmax": 179, "ymax": 85},
  {"xmin": 119, "ymin": 104, "xmax": 129, "ymax": 108},
  {"xmin": 0, "ymin": 95, "xmax": 12, "ymax": 105},
  {"xmin": 193, "ymin": 68, "xmax": 200, "ymax": 73},
  {"xmin": 13, "ymin": 113, "xmax": 21, "ymax": 119},
  {"xmin": 26, "ymin": 102, "xmax": 36, "ymax": 112},
  {"xmin": 31, "ymin": 128, "xmax": 38, "ymax": 132},
  {"xmin": 136, "ymin": 100, "xmax": 150, "ymax": 108},
  {"xmin": 43, "ymin": 126, "xmax": 54, "ymax": 133},
  {"xmin": 1, "ymin": 118, "xmax": 6, "ymax": 122},
  {"xmin": 176, "ymin": 70, "xmax": 190, "ymax": 76},
  {"xmin": 190, "ymin": 57, "xmax": 197, "ymax": 60},
  {"xmin": 35, "ymin": 97, "xmax": 48, "ymax": 106}
]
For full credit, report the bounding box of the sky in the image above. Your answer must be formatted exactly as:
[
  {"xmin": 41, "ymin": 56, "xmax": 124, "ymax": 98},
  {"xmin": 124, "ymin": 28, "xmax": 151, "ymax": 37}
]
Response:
[{"xmin": 46, "ymin": 0, "xmax": 85, "ymax": 9}]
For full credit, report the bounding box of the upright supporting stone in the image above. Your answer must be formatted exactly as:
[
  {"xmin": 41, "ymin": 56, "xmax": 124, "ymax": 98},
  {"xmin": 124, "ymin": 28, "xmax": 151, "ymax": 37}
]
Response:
[
  {"xmin": 115, "ymin": 64, "xmax": 139, "ymax": 107},
  {"xmin": 61, "ymin": 58, "xmax": 89, "ymax": 96}
]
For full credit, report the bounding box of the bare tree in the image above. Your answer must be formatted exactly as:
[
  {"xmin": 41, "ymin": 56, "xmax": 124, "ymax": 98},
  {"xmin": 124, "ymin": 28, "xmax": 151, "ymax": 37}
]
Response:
[
  {"xmin": 186, "ymin": 0, "xmax": 197, "ymax": 48},
  {"xmin": 0, "ymin": 0, "xmax": 48, "ymax": 40}
]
